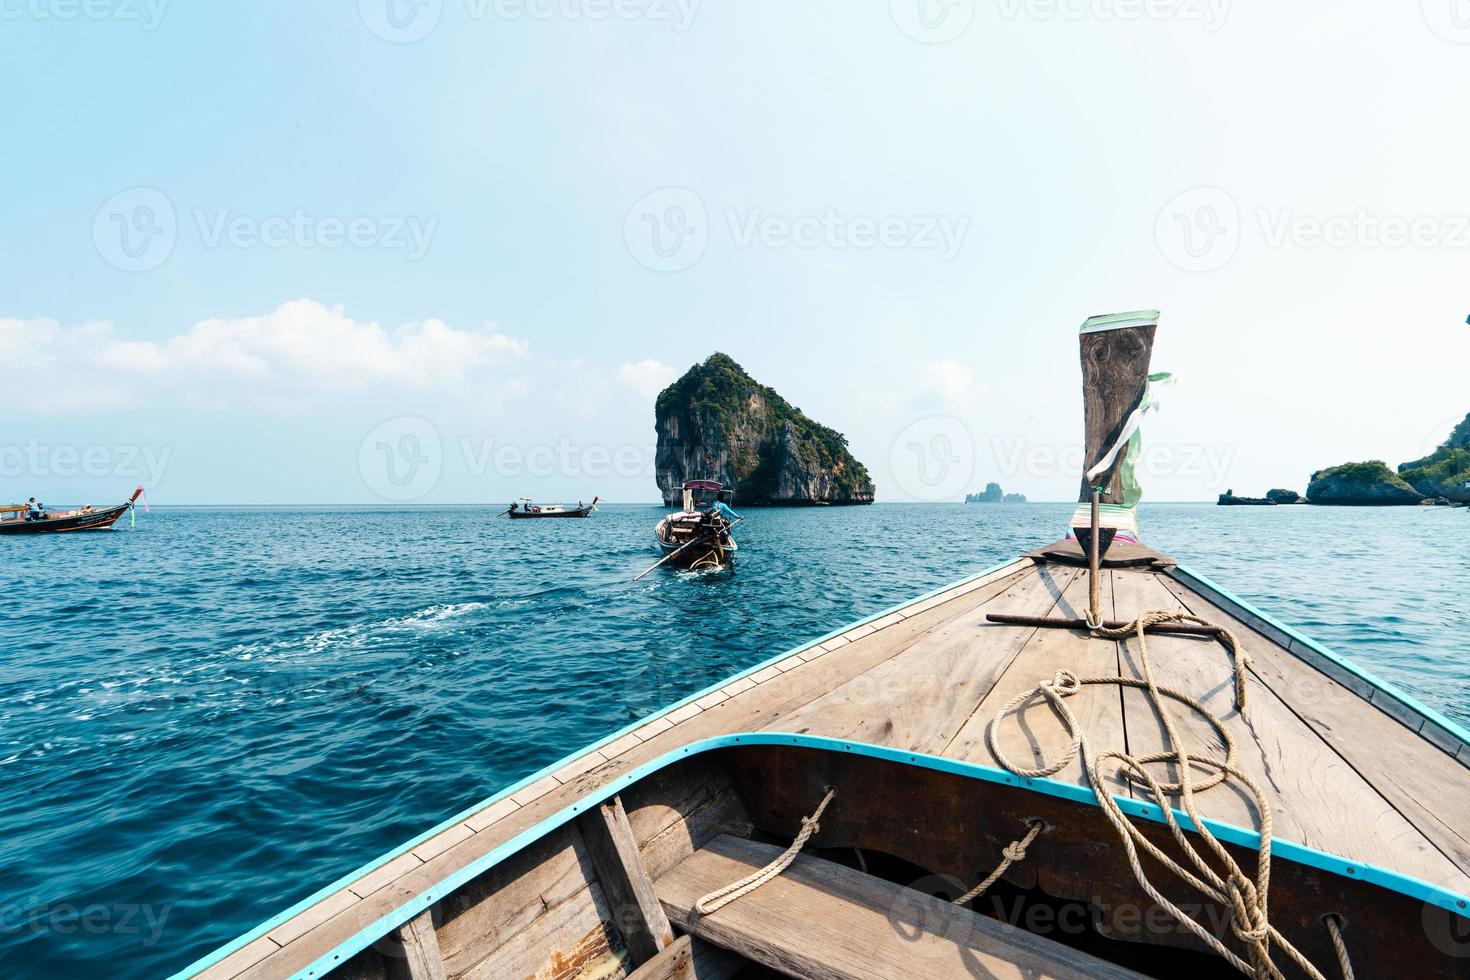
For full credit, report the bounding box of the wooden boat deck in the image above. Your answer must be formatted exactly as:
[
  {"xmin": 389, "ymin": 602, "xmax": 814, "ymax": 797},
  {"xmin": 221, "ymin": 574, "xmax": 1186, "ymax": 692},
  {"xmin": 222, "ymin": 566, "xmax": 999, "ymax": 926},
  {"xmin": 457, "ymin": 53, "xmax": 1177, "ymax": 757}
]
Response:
[{"xmin": 195, "ymin": 554, "xmax": 1470, "ymax": 979}]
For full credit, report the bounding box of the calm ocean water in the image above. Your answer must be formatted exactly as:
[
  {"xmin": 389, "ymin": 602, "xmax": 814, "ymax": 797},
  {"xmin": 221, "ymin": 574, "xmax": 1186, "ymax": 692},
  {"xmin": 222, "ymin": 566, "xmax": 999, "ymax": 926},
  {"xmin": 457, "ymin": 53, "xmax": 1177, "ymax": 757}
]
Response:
[{"xmin": 2, "ymin": 503, "xmax": 1466, "ymax": 978}]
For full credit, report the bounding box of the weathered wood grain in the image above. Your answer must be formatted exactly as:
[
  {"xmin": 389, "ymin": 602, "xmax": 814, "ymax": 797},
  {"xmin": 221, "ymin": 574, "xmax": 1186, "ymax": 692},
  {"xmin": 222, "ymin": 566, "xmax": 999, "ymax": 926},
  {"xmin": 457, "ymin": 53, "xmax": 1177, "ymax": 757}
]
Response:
[
  {"xmin": 769, "ymin": 565, "xmax": 1079, "ymax": 753},
  {"xmin": 1078, "ymin": 317, "xmax": 1155, "ymax": 503},
  {"xmin": 391, "ymin": 912, "xmax": 445, "ymax": 980},
  {"xmin": 656, "ymin": 834, "xmax": 1148, "ymax": 980},
  {"xmin": 577, "ymin": 796, "xmax": 675, "ymax": 965}
]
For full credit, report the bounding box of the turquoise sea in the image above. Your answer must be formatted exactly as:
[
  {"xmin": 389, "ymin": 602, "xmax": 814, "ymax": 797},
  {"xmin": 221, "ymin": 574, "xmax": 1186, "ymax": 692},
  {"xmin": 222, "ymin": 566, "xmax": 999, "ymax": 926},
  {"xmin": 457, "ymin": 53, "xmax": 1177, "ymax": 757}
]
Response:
[{"xmin": 2, "ymin": 503, "xmax": 1466, "ymax": 978}]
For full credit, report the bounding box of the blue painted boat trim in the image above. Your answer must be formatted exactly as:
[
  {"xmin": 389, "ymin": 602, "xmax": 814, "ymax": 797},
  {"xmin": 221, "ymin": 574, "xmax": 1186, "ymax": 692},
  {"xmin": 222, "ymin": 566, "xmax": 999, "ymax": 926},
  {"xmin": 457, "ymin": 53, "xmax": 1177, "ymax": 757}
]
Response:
[
  {"xmin": 1173, "ymin": 564, "xmax": 1470, "ymax": 750},
  {"xmin": 280, "ymin": 733, "xmax": 1470, "ymax": 979},
  {"xmin": 169, "ymin": 557, "xmax": 1031, "ymax": 979}
]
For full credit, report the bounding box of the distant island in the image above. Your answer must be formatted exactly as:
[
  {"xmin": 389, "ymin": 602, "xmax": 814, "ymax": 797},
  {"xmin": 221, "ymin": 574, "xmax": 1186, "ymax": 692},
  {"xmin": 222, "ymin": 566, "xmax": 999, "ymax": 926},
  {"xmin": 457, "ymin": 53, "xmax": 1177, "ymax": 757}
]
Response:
[
  {"xmin": 654, "ymin": 353, "xmax": 875, "ymax": 506},
  {"xmin": 1225, "ymin": 409, "xmax": 1470, "ymax": 506},
  {"xmin": 1308, "ymin": 411, "xmax": 1469, "ymax": 505},
  {"xmin": 966, "ymin": 482, "xmax": 1027, "ymax": 503}
]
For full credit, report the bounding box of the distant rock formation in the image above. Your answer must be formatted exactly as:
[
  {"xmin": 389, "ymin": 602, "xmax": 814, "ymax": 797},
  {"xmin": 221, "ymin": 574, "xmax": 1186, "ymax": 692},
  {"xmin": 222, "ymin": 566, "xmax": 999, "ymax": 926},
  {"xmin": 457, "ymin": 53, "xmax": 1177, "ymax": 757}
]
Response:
[
  {"xmin": 654, "ymin": 353, "xmax": 875, "ymax": 506},
  {"xmin": 966, "ymin": 482, "xmax": 1026, "ymax": 503},
  {"xmin": 1218, "ymin": 489, "xmax": 1276, "ymax": 506},
  {"xmin": 1265, "ymin": 488, "xmax": 1302, "ymax": 504},
  {"xmin": 1397, "ymin": 412, "xmax": 1470, "ymax": 503},
  {"xmin": 1306, "ymin": 461, "xmax": 1423, "ymax": 506}
]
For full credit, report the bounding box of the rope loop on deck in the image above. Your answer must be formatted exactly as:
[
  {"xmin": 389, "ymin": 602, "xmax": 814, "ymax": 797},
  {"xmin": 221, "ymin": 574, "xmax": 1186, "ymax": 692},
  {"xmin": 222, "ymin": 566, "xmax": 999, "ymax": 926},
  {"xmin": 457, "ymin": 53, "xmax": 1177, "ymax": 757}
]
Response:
[
  {"xmin": 987, "ymin": 608, "xmax": 1352, "ymax": 980},
  {"xmin": 693, "ymin": 786, "xmax": 837, "ymax": 916}
]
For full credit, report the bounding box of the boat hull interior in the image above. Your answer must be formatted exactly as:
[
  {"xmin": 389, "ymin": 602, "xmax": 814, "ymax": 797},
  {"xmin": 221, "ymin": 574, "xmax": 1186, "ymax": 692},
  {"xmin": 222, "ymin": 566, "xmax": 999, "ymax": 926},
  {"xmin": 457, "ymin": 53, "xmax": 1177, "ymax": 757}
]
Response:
[{"xmin": 321, "ymin": 743, "xmax": 1468, "ymax": 980}]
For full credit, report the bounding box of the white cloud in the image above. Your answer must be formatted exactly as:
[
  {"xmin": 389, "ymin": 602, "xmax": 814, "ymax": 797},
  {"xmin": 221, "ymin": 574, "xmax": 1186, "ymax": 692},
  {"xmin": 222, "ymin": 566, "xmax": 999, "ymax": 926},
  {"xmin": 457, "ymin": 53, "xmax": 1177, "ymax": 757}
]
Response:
[
  {"xmin": 0, "ymin": 300, "xmax": 530, "ymax": 416},
  {"xmin": 925, "ymin": 359, "xmax": 977, "ymax": 407},
  {"xmin": 616, "ymin": 358, "xmax": 677, "ymax": 399}
]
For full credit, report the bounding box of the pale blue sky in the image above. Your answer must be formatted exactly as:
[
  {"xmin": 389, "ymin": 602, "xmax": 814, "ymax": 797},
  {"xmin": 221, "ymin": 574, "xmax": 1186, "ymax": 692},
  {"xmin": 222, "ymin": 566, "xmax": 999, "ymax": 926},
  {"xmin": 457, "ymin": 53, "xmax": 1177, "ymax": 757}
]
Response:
[{"xmin": 3, "ymin": 1, "xmax": 1468, "ymax": 504}]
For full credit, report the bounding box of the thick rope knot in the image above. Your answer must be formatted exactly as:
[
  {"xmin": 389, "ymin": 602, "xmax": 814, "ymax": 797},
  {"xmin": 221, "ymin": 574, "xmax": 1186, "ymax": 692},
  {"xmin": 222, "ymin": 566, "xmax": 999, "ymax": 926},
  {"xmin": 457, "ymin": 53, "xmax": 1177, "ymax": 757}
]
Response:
[
  {"xmin": 952, "ymin": 820, "xmax": 1046, "ymax": 907},
  {"xmin": 1045, "ymin": 669, "xmax": 1082, "ymax": 696},
  {"xmin": 1226, "ymin": 873, "xmax": 1270, "ymax": 944}
]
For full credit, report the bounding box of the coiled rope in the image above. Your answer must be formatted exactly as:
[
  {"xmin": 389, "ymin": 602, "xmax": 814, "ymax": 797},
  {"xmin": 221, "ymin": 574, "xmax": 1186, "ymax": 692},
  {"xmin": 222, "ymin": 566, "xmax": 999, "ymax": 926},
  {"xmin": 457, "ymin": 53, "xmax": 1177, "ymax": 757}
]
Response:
[{"xmin": 988, "ymin": 610, "xmax": 1355, "ymax": 980}]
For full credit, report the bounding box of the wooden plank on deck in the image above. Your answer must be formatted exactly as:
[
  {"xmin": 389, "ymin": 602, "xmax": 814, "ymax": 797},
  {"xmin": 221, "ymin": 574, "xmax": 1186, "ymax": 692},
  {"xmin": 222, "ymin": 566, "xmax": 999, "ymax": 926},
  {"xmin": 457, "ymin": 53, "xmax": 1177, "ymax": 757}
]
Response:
[
  {"xmin": 768, "ymin": 565, "xmax": 1076, "ymax": 753},
  {"xmin": 655, "ymin": 834, "xmax": 1148, "ymax": 980},
  {"xmin": 577, "ymin": 795, "xmax": 675, "ymax": 965}
]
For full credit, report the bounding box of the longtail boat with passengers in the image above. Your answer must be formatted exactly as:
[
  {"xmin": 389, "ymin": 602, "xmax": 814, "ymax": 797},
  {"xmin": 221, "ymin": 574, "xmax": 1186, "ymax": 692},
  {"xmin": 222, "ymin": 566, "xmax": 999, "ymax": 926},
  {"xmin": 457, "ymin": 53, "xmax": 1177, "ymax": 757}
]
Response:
[
  {"xmin": 178, "ymin": 314, "xmax": 1470, "ymax": 980},
  {"xmin": 0, "ymin": 488, "xmax": 145, "ymax": 536},
  {"xmin": 505, "ymin": 497, "xmax": 600, "ymax": 519},
  {"xmin": 652, "ymin": 480, "xmax": 740, "ymax": 571}
]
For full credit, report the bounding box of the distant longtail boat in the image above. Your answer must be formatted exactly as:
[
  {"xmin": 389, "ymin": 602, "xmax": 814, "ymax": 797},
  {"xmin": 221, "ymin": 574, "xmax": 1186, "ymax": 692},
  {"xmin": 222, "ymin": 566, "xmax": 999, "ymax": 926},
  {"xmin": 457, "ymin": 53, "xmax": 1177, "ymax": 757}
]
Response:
[
  {"xmin": 0, "ymin": 488, "xmax": 144, "ymax": 535},
  {"xmin": 505, "ymin": 497, "xmax": 599, "ymax": 519}
]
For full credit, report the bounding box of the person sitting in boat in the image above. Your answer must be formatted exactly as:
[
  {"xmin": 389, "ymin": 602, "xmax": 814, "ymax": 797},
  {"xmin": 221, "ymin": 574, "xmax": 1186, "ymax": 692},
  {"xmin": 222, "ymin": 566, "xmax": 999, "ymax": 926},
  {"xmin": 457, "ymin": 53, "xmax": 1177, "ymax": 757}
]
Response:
[
  {"xmin": 709, "ymin": 498, "xmax": 740, "ymax": 523},
  {"xmin": 25, "ymin": 498, "xmax": 42, "ymax": 521}
]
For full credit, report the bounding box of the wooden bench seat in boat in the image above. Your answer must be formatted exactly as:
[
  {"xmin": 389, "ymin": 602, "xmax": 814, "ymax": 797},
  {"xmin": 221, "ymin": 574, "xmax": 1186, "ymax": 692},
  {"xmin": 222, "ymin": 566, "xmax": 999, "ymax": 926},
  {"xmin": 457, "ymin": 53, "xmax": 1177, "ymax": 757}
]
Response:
[{"xmin": 654, "ymin": 834, "xmax": 1150, "ymax": 980}]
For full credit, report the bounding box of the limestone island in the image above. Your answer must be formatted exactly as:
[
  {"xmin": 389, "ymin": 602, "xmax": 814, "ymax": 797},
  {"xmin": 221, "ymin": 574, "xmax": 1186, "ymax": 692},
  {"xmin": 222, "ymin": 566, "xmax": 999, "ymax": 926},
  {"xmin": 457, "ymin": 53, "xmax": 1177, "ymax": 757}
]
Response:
[
  {"xmin": 654, "ymin": 353, "xmax": 875, "ymax": 506},
  {"xmin": 966, "ymin": 482, "xmax": 1027, "ymax": 503},
  {"xmin": 1307, "ymin": 411, "xmax": 1470, "ymax": 505}
]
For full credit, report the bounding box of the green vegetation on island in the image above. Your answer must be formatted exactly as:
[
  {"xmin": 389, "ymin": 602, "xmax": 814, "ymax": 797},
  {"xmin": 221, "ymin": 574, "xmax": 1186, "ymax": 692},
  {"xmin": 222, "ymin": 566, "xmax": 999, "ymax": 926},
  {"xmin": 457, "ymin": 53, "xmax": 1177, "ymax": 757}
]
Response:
[
  {"xmin": 654, "ymin": 353, "xmax": 875, "ymax": 506},
  {"xmin": 1302, "ymin": 410, "xmax": 1469, "ymax": 505}
]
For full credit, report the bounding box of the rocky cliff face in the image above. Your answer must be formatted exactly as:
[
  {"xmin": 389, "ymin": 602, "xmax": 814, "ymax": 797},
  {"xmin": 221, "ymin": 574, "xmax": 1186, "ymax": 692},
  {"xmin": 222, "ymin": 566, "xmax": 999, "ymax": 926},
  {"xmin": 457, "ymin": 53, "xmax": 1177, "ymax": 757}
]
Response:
[
  {"xmin": 1306, "ymin": 461, "xmax": 1423, "ymax": 505},
  {"xmin": 654, "ymin": 353, "xmax": 875, "ymax": 506},
  {"xmin": 1397, "ymin": 412, "xmax": 1470, "ymax": 502}
]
